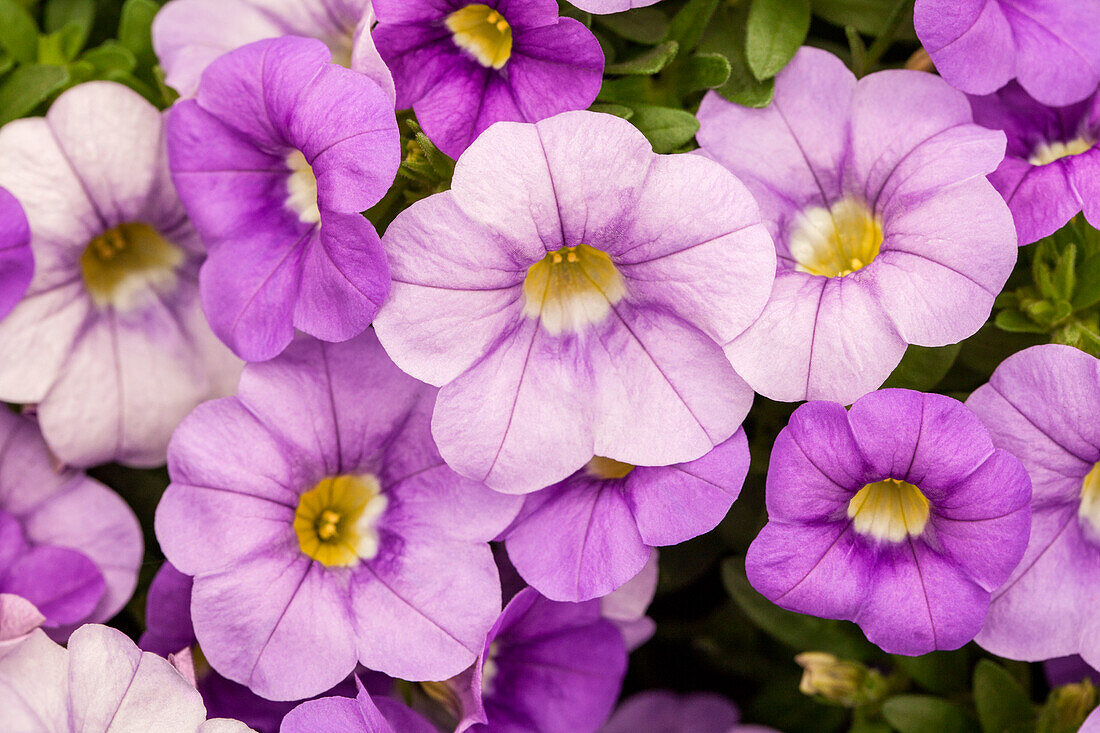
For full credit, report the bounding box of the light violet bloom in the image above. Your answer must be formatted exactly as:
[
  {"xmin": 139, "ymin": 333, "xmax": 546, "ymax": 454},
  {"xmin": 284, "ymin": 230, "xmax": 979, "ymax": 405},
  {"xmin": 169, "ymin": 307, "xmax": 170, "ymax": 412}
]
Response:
[
  {"xmin": 168, "ymin": 36, "xmax": 400, "ymax": 362},
  {"xmin": 697, "ymin": 47, "xmax": 1017, "ymax": 404},
  {"xmin": 154, "ymin": 0, "xmax": 393, "ymax": 100},
  {"xmin": 568, "ymin": 0, "xmax": 663, "ymax": 13},
  {"xmin": 0, "ymin": 623, "xmax": 254, "ymax": 732},
  {"xmin": 372, "ymin": 0, "xmax": 603, "ymax": 158},
  {"xmin": 599, "ymin": 548, "xmax": 658, "ymax": 650},
  {"xmin": 281, "ymin": 678, "xmax": 435, "ymax": 733},
  {"xmin": 602, "ymin": 691, "xmax": 776, "ymax": 733},
  {"xmin": 0, "ymin": 82, "xmax": 240, "ymax": 468},
  {"xmin": 0, "ymin": 407, "xmax": 141, "ymax": 640},
  {"xmin": 155, "ymin": 330, "xmax": 521, "ymax": 700},
  {"xmin": 0, "ymin": 594, "xmax": 44, "ymax": 659},
  {"xmin": 967, "ymin": 345, "xmax": 1100, "ymax": 667},
  {"xmin": 914, "ymin": 0, "xmax": 1100, "ymax": 106},
  {"xmin": 374, "ymin": 110, "xmax": 775, "ymax": 493},
  {"xmin": 0, "ymin": 187, "xmax": 31, "ymax": 320},
  {"xmin": 747, "ymin": 389, "xmax": 1032, "ymax": 656},
  {"xmin": 969, "ymin": 82, "xmax": 1100, "ymax": 245},
  {"xmin": 504, "ymin": 430, "xmax": 748, "ymax": 601}
]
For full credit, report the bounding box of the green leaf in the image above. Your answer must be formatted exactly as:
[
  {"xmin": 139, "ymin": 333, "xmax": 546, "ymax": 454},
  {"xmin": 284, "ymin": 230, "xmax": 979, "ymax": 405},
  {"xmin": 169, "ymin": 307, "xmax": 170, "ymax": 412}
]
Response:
[
  {"xmin": 44, "ymin": 0, "xmax": 93, "ymax": 53},
  {"xmin": 605, "ymin": 40, "xmax": 679, "ymax": 75},
  {"xmin": 846, "ymin": 24, "xmax": 868, "ymax": 74},
  {"xmin": 891, "ymin": 650, "xmax": 970, "ymax": 695},
  {"xmin": 974, "ymin": 660, "xmax": 1036, "ymax": 733},
  {"xmin": 995, "ymin": 309, "xmax": 1048, "ymax": 334},
  {"xmin": 666, "ymin": 0, "xmax": 719, "ymax": 54},
  {"xmin": 720, "ymin": 559, "xmax": 872, "ymax": 659},
  {"xmin": 80, "ymin": 41, "xmax": 137, "ymax": 75},
  {"xmin": 682, "ymin": 51, "xmax": 731, "ymax": 90},
  {"xmin": 0, "ymin": 0, "xmax": 39, "ymax": 63},
  {"xmin": 698, "ymin": 4, "xmax": 775, "ymax": 108},
  {"xmin": 118, "ymin": 0, "xmax": 158, "ymax": 69},
  {"xmin": 0, "ymin": 63, "xmax": 69, "ymax": 125},
  {"xmin": 629, "ymin": 104, "xmax": 699, "ymax": 153},
  {"xmin": 589, "ymin": 102, "xmax": 634, "ymax": 120},
  {"xmin": 596, "ymin": 75, "xmax": 649, "ymax": 105},
  {"xmin": 37, "ymin": 23, "xmax": 86, "ymax": 64},
  {"xmin": 812, "ymin": 0, "xmax": 917, "ymax": 37},
  {"xmin": 882, "ymin": 695, "xmax": 973, "ymax": 733},
  {"xmin": 882, "ymin": 343, "xmax": 961, "ymax": 391},
  {"xmin": 1073, "ymin": 252, "xmax": 1100, "ymax": 310},
  {"xmin": 746, "ymin": 0, "xmax": 810, "ymax": 80},
  {"xmin": 595, "ymin": 7, "xmax": 669, "ymax": 44}
]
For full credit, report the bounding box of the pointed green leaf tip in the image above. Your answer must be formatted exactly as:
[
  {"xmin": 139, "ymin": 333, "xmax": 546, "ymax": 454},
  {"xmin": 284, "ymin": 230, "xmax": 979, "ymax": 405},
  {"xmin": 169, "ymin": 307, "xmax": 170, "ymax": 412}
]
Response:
[{"xmin": 746, "ymin": 0, "xmax": 811, "ymax": 81}]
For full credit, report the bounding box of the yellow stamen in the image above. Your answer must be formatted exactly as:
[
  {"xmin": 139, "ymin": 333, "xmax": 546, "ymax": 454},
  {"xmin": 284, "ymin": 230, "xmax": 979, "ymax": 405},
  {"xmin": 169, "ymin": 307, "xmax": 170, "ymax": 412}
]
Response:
[
  {"xmin": 789, "ymin": 197, "xmax": 882, "ymax": 278},
  {"xmin": 1079, "ymin": 463, "xmax": 1100, "ymax": 533},
  {"xmin": 285, "ymin": 150, "xmax": 320, "ymax": 224},
  {"xmin": 446, "ymin": 4, "xmax": 513, "ymax": 70},
  {"xmin": 1030, "ymin": 136, "xmax": 1095, "ymax": 166},
  {"xmin": 294, "ymin": 474, "xmax": 388, "ymax": 567},
  {"xmin": 847, "ymin": 478, "xmax": 930, "ymax": 542},
  {"xmin": 585, "ymin": 456, "xmax": 635, "ymax": 480},
  {"xmin": 522, "ymin": 244, "xmax": 626, "ymax": 335},
  {"xmin": 80, "ymin": 222, "xmax": 184, "ymax": 310}
]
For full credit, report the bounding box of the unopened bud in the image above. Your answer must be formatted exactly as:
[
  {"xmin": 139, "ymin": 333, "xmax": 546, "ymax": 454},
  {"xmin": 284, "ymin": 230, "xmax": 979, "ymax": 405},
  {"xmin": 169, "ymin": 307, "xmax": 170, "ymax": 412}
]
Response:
[
  {"xmin": 1038, "ymin": 679, "xmax": 1098, "ymax": 733},
  {"xmin": 795, "ymin": 652, "xmax": 886, "ymax": 708}
]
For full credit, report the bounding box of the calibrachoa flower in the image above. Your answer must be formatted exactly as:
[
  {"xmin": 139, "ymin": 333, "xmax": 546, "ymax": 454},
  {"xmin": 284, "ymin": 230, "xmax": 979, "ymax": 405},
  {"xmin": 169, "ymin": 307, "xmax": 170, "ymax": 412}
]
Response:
[
  {"xmin": 504, "ymin": 430, "xmax": 748, "ymax": 601},
  {"xmin": 697, "ymin": 47, "xmax": 1017, "ymax": 404},
  {"xmin": 969, "ymin": 82, "xmax": 1100, "ymax": 245},
  {"xmin": 568, "ymin": 0, "xmax": 663, "ymax": 13},
  {"xmin": 914, "ymin": 0, "xmax": 1100, "ymax": 106},
  {"xmin": 599, "ymin": 548, "xmax": 658, "ymax": 650},
  {"xmin": 0, "ymin": 593, "xmax": 43, "ymax": 658},
  {"xmin": 443, "ymin": 587, "xmax": 627, "ymax": 733},
  {"xmin": 0, "ymin": 624, "xmax": 255, "ymax": 732},
  {"xmin": 168, "ymin": 36, "xmax": 400, "ymax": 362},
  {"xmin": 0, "ymin": 409, "xmax": 141, "ymax": 639},
  {"xmin": 0, "ymin": 82, "xmax": 240, "ymax": 467},
  {"xmin": 155, "ymin": 330, "xmax": 521, "ymax": 700},
  {"xmin": 0, "ymin": 186, "xmax": 31, "ymax": 320},
  {"xmin": 602, "ymin": 691, "xmax": 775, "ymax": 733},
  {"xmin": 746, "ymin": 388, "xmax": 1032, "ymax": 655},
  {"xmin": 281, "ymin": 678, "xmax": 436, "ymax": 733},
  {"xmin": 374, "ymin": 110, "xmax": 775, "ymax": 493},
  {"xmin": 154, "ymin": 0, "xmax": 393, "ymax": 100},
  {"xmin": 372, "ymin": 0, "xmax": 604, "ymax": 158},
  {"xmin": 966, "ymin": 344, "xmax": 1100, "ymax": 667}
]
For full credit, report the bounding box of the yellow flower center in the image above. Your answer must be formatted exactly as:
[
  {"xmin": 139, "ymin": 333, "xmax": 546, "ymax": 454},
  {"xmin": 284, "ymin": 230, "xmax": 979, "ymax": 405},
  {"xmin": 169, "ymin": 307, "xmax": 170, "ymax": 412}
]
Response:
[
  {"xmin": 1079, "ymin": 463, "xmax": 1100, "ymax": 533},
  {"xmin": 80, "ymin": 222, "xmax": 185, "ymax": 310},
  {"xmin": 522, "ymin": 244, "xmax": 626, "ymax": 335},
  {"xmin": 585, "ymin": 455, "xmax": 635, "ymax": 480},
  {"xmin": 789, "ymin": 197, "xmax": 883, "ymax": 278},
  {"xmin": 1029, "ymin": 136, "xmax": 1095, "ymax": 166},
  {"xmin": 446, "ymin": 4, "xmax": 513, "ymax": 70},
  {"xmin": 847, "ymin": 478, "xmax": 930, "ymax": 543},
  {"xmin": 285, "ymin": 150, "xmax": 321, "ymax": 224},
  {"xmin": 294, "ymin": 474, "xmax": 388, "ymax": 567}
]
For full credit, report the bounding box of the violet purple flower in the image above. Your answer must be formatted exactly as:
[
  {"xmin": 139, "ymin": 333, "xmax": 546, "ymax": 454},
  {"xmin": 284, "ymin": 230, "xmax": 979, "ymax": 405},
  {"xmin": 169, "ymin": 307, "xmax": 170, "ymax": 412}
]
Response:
[
  {"xmin": 374, "ymin": 110, "xmax": 775, "ymax": 494},
  {"xmin": 914, "ymin": 0, "xmax": 1100, "ymax": 106},
  {"xmin": 746, "ymin": 388, "xmax": 1032, "ymax": 656},
  {"xmin": 0, "ymin": 81, "xmax": 241, "ymax": 468},
  {"xmin": 969, "ymin": 82, "xmax": 1100, "ymax": 245},
  {"xmin": 602, "ymin": 691, "xmax": 776, "ymax": 733},
  {"xmin": 697, "ymin": 47, "xmax": 1017, "ymax": 404},
  {"xmin": 504, "ymin": 430, "xmax": 748, "ymax": 602},
  {"xmin": 599, "ymin": 548, "xmax": 658, "ymax": 651},
  {"xmin": 280, "ymin": 677, "xmax": 436, "ymax": 733},
  {"xmin": 372, "ymin": 0, "xmax": 604, "ymax": 158},
  {"xmin": 569, "ymin": 0, "xmax": 663, "ymax": 13},
  {"xmin": 0, "ymin": 186, "xmax": 31, "ymax": 321},
  {"xmin": 966, "ymin": 344, "xmax": 1100, "ymax": 667},
  {"xmin": 168, "ymin": 36, "xmax": 400, "ymax": 362},
  {"xmin": 155, "ymin": 330, "xmax": 521, "ymax": 700},
  {"xmin": 0, "ymin": 409, "xmax": 141, "ymax": 640}
]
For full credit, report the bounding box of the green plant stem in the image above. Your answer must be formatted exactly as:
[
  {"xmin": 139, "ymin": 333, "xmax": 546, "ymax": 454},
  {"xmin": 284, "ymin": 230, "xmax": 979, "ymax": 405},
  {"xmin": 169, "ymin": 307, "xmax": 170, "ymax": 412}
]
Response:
[{"xmin": 860, "ymin": 0, "xmax": 915, "ymax": 74}]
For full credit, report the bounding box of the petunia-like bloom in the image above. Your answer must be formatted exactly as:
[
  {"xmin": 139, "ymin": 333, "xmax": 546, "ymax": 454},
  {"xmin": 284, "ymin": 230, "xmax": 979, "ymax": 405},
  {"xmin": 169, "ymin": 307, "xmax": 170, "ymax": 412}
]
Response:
[
  {"xmin": 914, "ymin": 0, "xmax": 1100, "ymax": 107},
  {"xmin": 504, "ymin": 430, "xmax": 748, "ymax": 601},
  {"xmin": 444, "ymin": 587, "xmax": 627, "ymax": 733},
  {"xmin": 697, "ymin": 47, "xmax": 1017, "ymax": 404},
  {"xmin": 154, "ymin": 0, "xmax": 393, "ymax": 100},
  {"xmin": 0, "ymin": 623, "xmax": 255, "ymax": 732},
  {"xmin": 968, "ymin": 82, "xmax": 1100, "ymax": 245},
  {"xmin": 966, "ymin": 344, "xmax": 1100, "ymax": 667},
  {"xmin": 281, "ymin": 677, "xmax": 435, "ymax": 733},
  {"xmin": 156, "ymin": 330, "xmax": 521, "ymax": 701},
  {"xmin": 602, "ymin": 691, "xmax": 776, "ymax": 733},
  {"xmin": 0, "ymin": 81, "xmax": 241, "ymax": 468},
  {"xmin": 0, "ymin": 186, "xmax": 31, "ymax": 320},
  {"xmin": 374, "ymin": 110, "xmax": 775, "ymax": 493},
  {"xmin": 564, "ymin": 0, "xmax": 663, "ymax": 13},
  {"xmin": 168, "ymin": 36, "xmax": 400, "ymax": 362},
  {"xmin": 0, "ymin": 409, "xmax": 141, "ymax": 640},
  {"xmin": 372, "ymin": 0, "xmax": 604, "ymax": 158},
  {"xmin": 746, "ymin": 388, "xmax": 1032, "ymax": 656}
]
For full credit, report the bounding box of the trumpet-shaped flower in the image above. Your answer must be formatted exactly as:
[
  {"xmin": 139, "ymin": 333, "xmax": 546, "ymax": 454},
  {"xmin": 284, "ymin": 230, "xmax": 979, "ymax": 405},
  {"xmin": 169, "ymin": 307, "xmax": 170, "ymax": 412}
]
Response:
[
  {"xmin": 374, "ymin": 110, "xmax": 775, "ymax": 493},
  {"xmin": 0, "ymin": 187, "xmax": 31, "ymax": 320},
  {"xmin": 697, "ymin": 47, "xmax": 1017, "ymax": 404},
  {"xmin": 280, "ymin": 677, "xmax": 436, "ymax": 733}
]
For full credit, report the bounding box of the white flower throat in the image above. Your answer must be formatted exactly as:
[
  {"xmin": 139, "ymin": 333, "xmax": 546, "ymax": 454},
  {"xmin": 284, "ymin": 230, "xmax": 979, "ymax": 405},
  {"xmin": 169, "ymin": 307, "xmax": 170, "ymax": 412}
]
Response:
[
  {"xmin": 522, "ymin": 244, "xmax": 627, "ymax": 335},
  {"xmin": 789, "ymin": 197, "xmax": 883, "ymax": 278}
]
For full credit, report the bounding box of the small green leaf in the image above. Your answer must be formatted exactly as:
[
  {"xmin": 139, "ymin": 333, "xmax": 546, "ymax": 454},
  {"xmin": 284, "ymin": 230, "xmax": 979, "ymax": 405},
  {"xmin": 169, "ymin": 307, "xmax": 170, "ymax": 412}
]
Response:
[
  {"xmin": 0, "ymin": 63, "xmax": 69, "ymax": 125},
  {"xmin": 891, "ymin": 650, "xmax": 970, "ymax": 695},
  {"xmin": 118, "ymin": 0, "xmax": 158, "ymax": 69},
  {"xmin": 698, "ymin": 4, "xmax": 775, "ymax": 108},
  {"xmin": 882, "ymin": 695, "xmax": 973, "ymax": 733},
  {"xmin": 882, "ymin": 343, "xmax": 962, "ymax": 391},
  {"xmin": 666, "ymin": 0, "xmax": 719, "ymax": 54},
  {"xmin": 846, "ymin": 25, "xmax": 867, "ymax": 73},
  {"xmin": 80, "ymin": 41, "xmax": 137, "ymax": 75},
  {"xmin": 37, "ymin": 23, "xmax": 86, "ymax": 64},
  {"xmin": 995, "ymin": 309, "xmax": 1048, "ymax": 334},
  {"xmin": 589, "ymin": 102, "xmax": 634, "ymax": 120},
  {"xmin": 681, "ymin": 51, "xmax": 731, "ymax": 90},
  {"xmin": 1073, "ymin": 252, "xmax": 1100, "ymax": 310},
  {"xmin": 629, "ymin": 104, "xmax": 699, "ymax": 153},
  {"xmin": 974, "ymin": 660, "xmax": 1036, "ymax": 733},
  {"xmin": 595, "ymin": 75, "xmax": 649, "ymax": 105},
  {"xmin": 812, "ymin": 0, "xmax": 917, "ymax": 37},
  {"xmin": 595, "ymin": 7, "xmax": 669, "ymax": 44},
  {"xmin": 0, "ymin": 0, "xmax": 39, "ymax": 63},
  {"xmin": 605, "ymin": 40, "xmax": 679, "ymax": 75},
  {"xmin": 44, "ymin": 0, "xmax": 93, "ymax": 53},
  {"xmin": 746, "ymin": 0, "xmax": 811, "ymax": 80}
]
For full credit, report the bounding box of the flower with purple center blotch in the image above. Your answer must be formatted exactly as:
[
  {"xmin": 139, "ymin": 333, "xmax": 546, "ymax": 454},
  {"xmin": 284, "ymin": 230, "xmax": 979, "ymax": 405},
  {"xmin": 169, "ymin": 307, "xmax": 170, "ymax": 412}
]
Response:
[
  {"xmin": 155, "ymin": 330, "xmax": 521, "ymax": 701},
  {"xmin": 372, "ymin": 0, "xmax": 604, "ymax": 157},
  {"xmin": 746, "ymin": 388, "xmax": 1032, "ymax": 656},
  {"xmin": 373, "ymin": 110, "xmax": 775, "ymax": 494},
  {"xmin": 168, "ymin": 35, "xmax": 400, "ymax": 362},
  {"xmin": 280, "ymin": 677, "xmax": 436, "ymax": 733},
  {"xmin": 0, "ymin": 81, "xmax": 241, "ymax": 468},
  {"xmin": 154, "ymin": 0, "xmax": 393, "ymax": 100},
  {"xmin": 914, "ymin": 0, "xmax": 1100, "ymax": 106},
  {"xmin": 966, "ymin": 344, "xmax": 1100, "ymax": 668},
  {"xmin": 0, "ymin": 187, "xmax": 31, "ymax": 321},
  {"xmin": 697, "ymin": 47, "xmax": 1017, "ymax": 404},
  {"xmin": 503, "ymin": 430, "xmax": 748, "ymax": 602},
  {"xmin": 968, "ymin": 82, "xmax": 1100, "ymax": 245}
]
